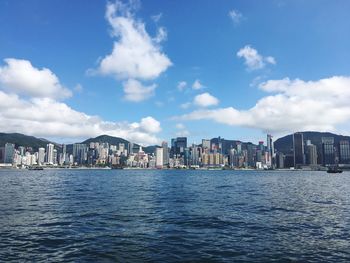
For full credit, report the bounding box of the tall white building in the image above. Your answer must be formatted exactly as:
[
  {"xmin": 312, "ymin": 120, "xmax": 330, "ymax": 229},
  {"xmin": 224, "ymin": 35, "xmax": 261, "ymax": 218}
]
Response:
[
  {"xmin": 38, "ymin": 147, "xmax": 45, "ymax": 165},
  {"xmin": 162, "ymin": 141, "xmax": 169, "ymax": 166},
  {"xmin": 46, "ymin": 143, "xmax": 55, "ymax": 164},
  {"xmin": 156, "ymin": 147, "xmax": 163, "ymax": 168}
]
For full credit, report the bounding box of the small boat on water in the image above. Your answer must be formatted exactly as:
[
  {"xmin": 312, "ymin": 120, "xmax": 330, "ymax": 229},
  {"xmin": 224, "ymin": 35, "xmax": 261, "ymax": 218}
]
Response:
[
  {"xmin": 28, "ymin": 166, "xmax": 44, "ymax": 170},
  {"xmin": 327, "ymin": 165, "xmax": 343, "ymax": 174}
]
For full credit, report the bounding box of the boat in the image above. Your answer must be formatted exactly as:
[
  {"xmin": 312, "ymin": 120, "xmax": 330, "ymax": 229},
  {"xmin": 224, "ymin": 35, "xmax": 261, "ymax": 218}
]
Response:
[
  {"xmin": 28, "ymin": 166, "xmax": 44, "ymax": 170},
  {"xmin": 327, "ymin": 165, "xmax": 343, "ymax": 173}
]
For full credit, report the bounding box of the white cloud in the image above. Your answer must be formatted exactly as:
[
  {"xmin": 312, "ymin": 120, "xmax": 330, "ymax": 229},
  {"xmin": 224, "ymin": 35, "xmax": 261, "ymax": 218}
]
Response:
[
  {"xmin": 0, "ymin": 91, "xmax": 162, "ymax": 145},
  {"xmin": 177, "ymin": 76, "xmax": 350, "ymax": 135},
  {"xmin": 193, "ymin": 92, "xmax": 219, "ymax": 107},
  {"xmin": 175, "ymin": 123, "xmax": 190, "ymax": 137},
  {"xmin": 123, "ymin": 79, "xmax": 156, "ymax": 102},
  {"xmin": 0, "ymin": 58, "xmax": 72, "ymax": 99},
  {"xmin": 237, "ymin": 45, "xmax": 276, "ymax": 70},
  {"xmin": 192, "ymin": 79, "xmax": 204, "ymax": 90},
  {"xmin": 175, "ymin": 123, "xmax": 185, "ymax": 130},
  {"xmin": 98, "ymin": 1, "xmax": 172, "ymax": 80},
  {"xmin": 177, "ymin": 81, "xmax": 187, "ymax": 91},
  {"xmin": 180, "ymin": 102, "xmax": 191, "ymax": 109},
  {"xmin": 74, "ymin": 83, "xmax": 83, "ymax": 93},
  {"xmin": 151, "ymin": 13, "xmax": 162, "ymax": 23},
  {"xmin": 153, "ymin": 27, "xmax": 167, "ymax": 43},
  {"xmin": 228, "ymin": 9, "xmax": 243, "ymax": 24}
]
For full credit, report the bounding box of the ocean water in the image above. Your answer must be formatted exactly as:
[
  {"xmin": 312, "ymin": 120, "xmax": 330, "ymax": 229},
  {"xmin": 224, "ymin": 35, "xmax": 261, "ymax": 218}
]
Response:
[{"xmin": 0, "ymin": 169, "xmax": 350, "ymax": 262}]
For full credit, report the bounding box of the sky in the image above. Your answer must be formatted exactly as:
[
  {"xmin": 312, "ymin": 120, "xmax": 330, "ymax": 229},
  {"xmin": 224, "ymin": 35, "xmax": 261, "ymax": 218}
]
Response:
[{"xmin": 1, "ymin": 0, "xmax": 350, "ymax": 145}]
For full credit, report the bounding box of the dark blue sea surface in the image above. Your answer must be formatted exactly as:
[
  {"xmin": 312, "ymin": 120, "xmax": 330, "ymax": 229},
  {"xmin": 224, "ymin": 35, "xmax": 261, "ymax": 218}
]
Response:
[{"xmin": 1, "ymin": 169, "xmax": 350, "ymax": 262}]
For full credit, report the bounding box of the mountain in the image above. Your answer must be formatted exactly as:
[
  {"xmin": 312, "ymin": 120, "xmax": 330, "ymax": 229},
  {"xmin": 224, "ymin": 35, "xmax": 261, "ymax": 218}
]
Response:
[
  {"xmin": 274, "ymin": 131, "xmax": 350, "ymax": 154},
  {"xmin": 81, "ymin": 135, "xmax": 160, "ymax": 154},
  {"xmin": 0, "ymin": 132, "xmax": 60, "ymax": 151},
  {"xmin": 81, "ymin": 134, "xmax": 130, "ymax": 146}
]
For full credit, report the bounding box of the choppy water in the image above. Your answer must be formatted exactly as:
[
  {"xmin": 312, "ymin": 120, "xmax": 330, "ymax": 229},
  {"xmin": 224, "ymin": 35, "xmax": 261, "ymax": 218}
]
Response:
[{"xmin": 1, "ymin": 169, "xmax": 350, "ymax": 262}]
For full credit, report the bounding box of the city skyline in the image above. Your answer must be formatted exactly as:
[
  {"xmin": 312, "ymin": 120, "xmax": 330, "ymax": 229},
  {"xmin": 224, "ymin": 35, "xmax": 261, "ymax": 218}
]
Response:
[
  {"xmin": 1, "ymin": 131, "xmax": 350, "ymax": 170},
  {"xmin": 1, "ymin": 0, "xmax": 350, "ymax": 145}
]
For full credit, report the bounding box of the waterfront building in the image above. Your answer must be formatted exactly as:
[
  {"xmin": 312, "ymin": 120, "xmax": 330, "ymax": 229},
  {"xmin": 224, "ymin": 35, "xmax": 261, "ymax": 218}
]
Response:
[
  {"xmin": 46, "ymin": 143, "xmax": 55, "ymax": 164},
  {"xmin": 276, "ymin": 152, "xmax": 285, "ymax": 169},
  {"xmin": 53, "ymin": 149, "xmax": 58, "ymax": 165},
  {"xmin": 0, "ymin": 147, "xmax": 4, "ymax": 163},
  {"xmin": 322, "ymin": 137, "xmax": 335, "ymax": 166},
  {"xmin": 293, "ymin": 133, "xmax": 304, "ymax": 168},
  {"xmin": 171, "ymin": 137, "xmax": 187, "ymax": 157},
  {"xmin": 306, "ymin": 144, "xmax": 318, "ymax": 165},
  {"xmin": 4, "ymin": 143, "xmax": 15, "ymax": 164},
  {"xmin": 202, "ymin": 139, "xmax": 210, "ymax": 151},
  {"xmin": 156, "ymin": 147, "xmax": 163, "ymax": 168},
  {"xmin": 38, "ymin": 147, "xmax": 45, "ymax": 165},
  {"xmin": 339, "ymin": 140, "xmax": 350, "ymax": 164},
  {"xmin": 18, "ymin": 146, "xmax": 25, "ymax": 156},
  {"xmin": 266, "ymin": 134, "xmax": 275, "ymax": 168},
  {"xmin": 73, "ymin": 144, "xmax": 88, "ymax": 165},
  {"xmin": 162, "ymin": 141, "xmax": 169, "ymax": 166}
]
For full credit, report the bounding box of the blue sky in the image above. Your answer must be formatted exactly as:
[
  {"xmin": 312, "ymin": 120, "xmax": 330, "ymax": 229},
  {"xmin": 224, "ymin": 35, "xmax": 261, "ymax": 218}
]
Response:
[{"xmin": 1, "ymin": 0, "xmax": 350, "ymax": 145}]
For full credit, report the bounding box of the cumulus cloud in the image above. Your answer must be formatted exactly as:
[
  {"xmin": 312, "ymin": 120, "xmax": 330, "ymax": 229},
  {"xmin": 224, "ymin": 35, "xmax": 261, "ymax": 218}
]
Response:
[
  {"xmin": 98, "ymin": 1, "xmax": 172, "ymax": 80},
  {"xmin": 228, "ymin": 9, "xmax": 243, "ymax": 24},
  {"xmin": 0, "ymin": 58, "xmax": 72, "ymax": 99},
  {"xmin": 123, "ymin": 79, "xmax": 156, "ymax": 102},
  {"xmin": 192, "ymin": 79, "xmax": 204, "ymax": 90},
  {"xmin": 0, "ymin": 91, "xmax": 162, "ymax": 145},
  {"xmin": 175, "ymin": 123, "xmax": 190, "ymax": 137},
  {"xmin": 237, "ymin": 45, "xmax": 276, "ymax": 70},
  {"xmin": 177, "ymin": 76, "xmax": 350, "ymax": 135},
  {"xmin": 177, "ymin": 81, "xmax": 187, "ymax": 91},
  {"xmin": 193, "ymin": 92, "xmax": 219, "ymax": 107}
]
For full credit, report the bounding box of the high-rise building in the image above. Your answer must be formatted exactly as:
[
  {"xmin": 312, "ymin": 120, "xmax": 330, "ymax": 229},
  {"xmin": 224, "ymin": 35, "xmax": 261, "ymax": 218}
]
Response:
[
  {"xmin": 171, "ymin": 137, "xmax": 187, "ymax": 157},
  {"xmin": 73, "ymin": 144, "xmax": 88, "ymax": 165},
  {"xmin": 53, "ymin": 149, "xmax": 58, "ymax": 165},
  {"xmin": 339, "ymin": 140, "xmax": 350, "ymax": 164},
  {"xmin": 0, "ymin": 147, "xmax": 4, "ymax": 163},
  {"xmin": 38, "ymin": 147, "xmax": 45, "ymax": 165},
  {"xmin": 46, "ymin": 143, "xmax": 55, "ymax": 164},
  {"xmin": 202, "ymin": 139, "xmax": 210, "ymax": 150},
  {"xmin": 306, "ymin": 144, "xmax": 318, "ymax": 165},
  {"xmin": 4, "ymin": 143, "xmax": 15, "ymax": 164},
  {"xmin": 266, "ymin": 134, "xmax": 275, "ymax": 167},
  {"xmin": 155, "ymin": 147, "xmax": 163, "ymax": 168},
  {"xmin": 322, "ymin": 137, "xmax": 335, "ymax": 166},
  {"xmin": 293, "ymin": 133, "xmax": 304, "ymax": 168},
  {"xmin": 161, "ymin": 141, "xmax": 169, "ymax": 166}
]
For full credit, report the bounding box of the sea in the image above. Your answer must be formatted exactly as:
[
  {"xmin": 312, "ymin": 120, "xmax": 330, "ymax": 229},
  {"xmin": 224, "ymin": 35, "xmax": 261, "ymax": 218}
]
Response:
[{"xmin": 0, "ymin": 169, "xmax": 350, "ymax": 262}]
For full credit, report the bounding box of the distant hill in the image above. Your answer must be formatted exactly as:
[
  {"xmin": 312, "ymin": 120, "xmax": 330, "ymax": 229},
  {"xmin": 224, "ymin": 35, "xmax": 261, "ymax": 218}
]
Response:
[
  {"xmin": 82, "ymin": 135, "xmax": 161, "ymax": 154},
  {"xmin": 0, "ymin": 133, "xmax": 60, "ymax": 151},
  {"xmin": 274, "ymin": 131, "xmax": 350, "ymax": 154},
  {"xmin": 82, "ymin": 134, "xmax": 130, "ymax": 146}
]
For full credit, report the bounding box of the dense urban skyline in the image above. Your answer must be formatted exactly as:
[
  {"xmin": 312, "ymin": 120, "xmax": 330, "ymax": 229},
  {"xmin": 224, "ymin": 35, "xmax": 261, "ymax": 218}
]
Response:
[
  {"xmin": 1, "ymin": 1, "xmax": 350, "ymax": 145},
  {"xmin": 1, "ymin": 131, "xmax": 349, "ymax": 170}
]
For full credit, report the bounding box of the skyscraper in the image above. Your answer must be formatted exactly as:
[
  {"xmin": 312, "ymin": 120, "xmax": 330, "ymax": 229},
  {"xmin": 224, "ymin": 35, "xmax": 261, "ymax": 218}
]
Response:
[
  {"xmin": 293, "ymin": 133, "xmax": 304, "ymax": 168},
  {"xmin": 73, "ymin": 144, "xmax": 88, "ymax": 164},
  {"xmin": 171, "ymin": 137, "xmax": 187, "ymax": 157},
  {"xmin": 339, "ymin": 140, "xmax": 350, "ymax": 164},
  {"xmin": 266, "ymin": 134, "xmax": 274, "ymax": 167},
  {"xmin": 4, "ymin": 143, "xmax": 15, "ymax": 164},
  {"xmin": 322, "ymin": 137, "xmax": 335, "ymax": 166},
  {"xmin": 155, "ymin": 147, "xmax": 163, "ymax": 168},
  {"xmin": 162, "ymin": 141, "xmax": 169, "ymax": 166},
  {"xmin": 306, "ymin": 144, "xmax": 318, "ymax": 165},
  {"xmin": 46, "ymin": 143, "xmax": 55, "ymax": 164},
  {"xmin": 38, "ymin": 147, "xmax": 45, "ymax": 165}
]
